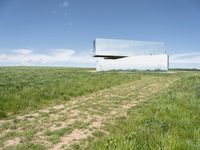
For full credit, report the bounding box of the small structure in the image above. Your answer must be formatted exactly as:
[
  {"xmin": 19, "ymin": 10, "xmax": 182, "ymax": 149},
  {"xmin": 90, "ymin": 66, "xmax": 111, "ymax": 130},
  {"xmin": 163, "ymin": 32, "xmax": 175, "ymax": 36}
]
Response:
[{"xmin": 93, "ymin": 38, "xmax": 169, "ymax": 71}]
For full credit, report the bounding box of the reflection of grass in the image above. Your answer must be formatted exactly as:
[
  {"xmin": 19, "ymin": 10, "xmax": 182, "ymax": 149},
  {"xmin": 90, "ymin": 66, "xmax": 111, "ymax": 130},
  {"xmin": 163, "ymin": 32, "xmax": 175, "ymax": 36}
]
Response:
[
  {"xmin": 89, "ymin": 75, "xmax": 200, "ymax": 150},
  {"xmin": 0, "ymin": 67, "xmax": 140, "ymax": 118}
]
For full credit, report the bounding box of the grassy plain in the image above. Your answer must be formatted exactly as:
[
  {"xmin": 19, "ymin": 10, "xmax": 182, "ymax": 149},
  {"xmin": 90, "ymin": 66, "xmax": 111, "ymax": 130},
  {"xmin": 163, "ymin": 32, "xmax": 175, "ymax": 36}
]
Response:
[
  {"xmin": 0, "ymin": 67, "xmax": 139, "ymax": 118},
  {"xmin": 89, "ymin": 75, "xmax": 200, "ymax": 150},
  {"xmin": 0, "ymin": 67, "xmax": 199, "ymax": 150}
]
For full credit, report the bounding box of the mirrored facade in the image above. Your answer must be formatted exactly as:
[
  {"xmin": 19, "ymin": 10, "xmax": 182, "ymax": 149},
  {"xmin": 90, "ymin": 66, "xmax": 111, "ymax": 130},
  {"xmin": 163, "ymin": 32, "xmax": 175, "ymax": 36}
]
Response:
[
  {"xmin": 93, "ymin": 38, "xmax": 169, "ymax": 71},
  {"xmin": 94, "ymin": 38, "xmax": 166, "ymax": 56}
]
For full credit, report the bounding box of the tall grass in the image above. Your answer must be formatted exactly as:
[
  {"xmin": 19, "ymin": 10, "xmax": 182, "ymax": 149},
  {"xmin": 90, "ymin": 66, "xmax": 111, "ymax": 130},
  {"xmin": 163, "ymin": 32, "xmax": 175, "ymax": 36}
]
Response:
[
  {"xmin": 89, "ymin": 75, "xmax": 200, "ymax": 150},
  {"xmin": 0, "ymin": 67, "xmax": 139, "ymax": 118}
]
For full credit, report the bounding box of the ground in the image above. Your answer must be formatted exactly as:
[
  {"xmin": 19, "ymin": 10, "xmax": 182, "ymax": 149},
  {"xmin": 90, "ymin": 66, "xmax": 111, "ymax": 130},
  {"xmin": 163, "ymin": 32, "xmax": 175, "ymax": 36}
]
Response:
[{"xmin": 0, "ymin": 68, "xmax": 199, "ymax": 150}]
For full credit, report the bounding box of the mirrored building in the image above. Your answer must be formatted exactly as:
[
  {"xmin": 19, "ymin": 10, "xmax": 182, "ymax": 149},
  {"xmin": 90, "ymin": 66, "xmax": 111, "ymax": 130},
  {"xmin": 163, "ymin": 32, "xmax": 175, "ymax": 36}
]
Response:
[{"xmin": 93, "ymin": 38, "xmax": 169, "ymax": 71}]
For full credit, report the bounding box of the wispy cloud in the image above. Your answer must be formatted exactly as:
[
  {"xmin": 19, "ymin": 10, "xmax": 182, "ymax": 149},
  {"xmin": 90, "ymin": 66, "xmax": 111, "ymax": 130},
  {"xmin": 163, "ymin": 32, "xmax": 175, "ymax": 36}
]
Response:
[
  {"xmin": 169, "ymin": 52, "xmax": 200, "ymax": 69},
  {"xmin": 170, "ymin": 52, "xmax": 200, "ymax": 64},
  {"xmin": 0, "ymin": 49, "xmax": 95, "ymax": 67},
  {"xmin": 0, "ymin": 54, "xmax": 7, "ymax": 60},
  {"xmin": 58, "ymin": 0, "xmax": 71, "ymax": 19},
  {"xmin": 13, "ymin": 49, "xmax": 33, "ymax": 55},
  {"xmin": 59, "ymin": 0, "xmax": 69, "ymax": 8},
  {"xmin": 1, "ymin": 50, "xmax": 199, "ymax": 68}
]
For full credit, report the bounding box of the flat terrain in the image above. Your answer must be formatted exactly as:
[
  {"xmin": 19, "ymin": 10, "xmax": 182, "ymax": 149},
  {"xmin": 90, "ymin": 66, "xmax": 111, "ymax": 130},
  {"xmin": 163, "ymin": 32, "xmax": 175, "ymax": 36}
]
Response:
[
  {"xmin": 89, "ymin": 75, "xmax": 200, "ymax": 150},
  {"xmin": 0, "ymin": 67, "xmax": 139, "ymax": 118},
  {"xmin": 0, "ymin": 67, "xmax": 199, "ymax": 150}
]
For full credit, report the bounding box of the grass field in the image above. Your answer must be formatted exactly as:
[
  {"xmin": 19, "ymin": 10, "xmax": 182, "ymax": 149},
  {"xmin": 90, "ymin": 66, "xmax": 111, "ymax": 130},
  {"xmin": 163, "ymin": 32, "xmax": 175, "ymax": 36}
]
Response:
[
  {"xmin": 88, "ymin": 75, "xmax": 200, "ymax": 150},
  {"xmin": 0, "ymin": 67, "xmax": 140, "ymax": 118},
  {"xmin": 0, "ymin": 67, "xmax": 199, "ymax": 150}
]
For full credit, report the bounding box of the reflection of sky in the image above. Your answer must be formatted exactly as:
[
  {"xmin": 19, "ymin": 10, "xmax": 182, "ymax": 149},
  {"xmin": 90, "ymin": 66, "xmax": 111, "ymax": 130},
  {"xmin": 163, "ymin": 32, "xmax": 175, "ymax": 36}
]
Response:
[{"xmin": 95, "ymin": 38, "xmax": 166, "ymax": 56}]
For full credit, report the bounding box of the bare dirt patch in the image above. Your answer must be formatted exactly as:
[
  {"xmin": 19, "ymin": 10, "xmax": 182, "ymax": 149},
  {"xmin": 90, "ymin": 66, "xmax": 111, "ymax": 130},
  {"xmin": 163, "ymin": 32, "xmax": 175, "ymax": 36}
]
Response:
[
  {"xmin": 50, "ymin": 129, "xmax": 91, "ymax": 150},
  {"xmin": 3, "ymin": 137, "xmax": 21, "ymax": 148}
]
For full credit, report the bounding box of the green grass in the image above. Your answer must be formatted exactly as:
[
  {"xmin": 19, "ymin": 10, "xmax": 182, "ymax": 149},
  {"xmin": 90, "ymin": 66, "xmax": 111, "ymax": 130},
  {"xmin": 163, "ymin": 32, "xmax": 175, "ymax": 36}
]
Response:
[
  {"xmin": 46, "ymin": 127, "xmax": 72, "ymax": 144},
  {"xmin": 1, "ymin": 67, "xmax": 199, "ymax": 149},
  {"xmin": 88, "ymin": 75, "xmax": 200, "ymax": 150},
  {"xmin": 0, "ymin": 67, "xmax": 140, "ymax": 118}
]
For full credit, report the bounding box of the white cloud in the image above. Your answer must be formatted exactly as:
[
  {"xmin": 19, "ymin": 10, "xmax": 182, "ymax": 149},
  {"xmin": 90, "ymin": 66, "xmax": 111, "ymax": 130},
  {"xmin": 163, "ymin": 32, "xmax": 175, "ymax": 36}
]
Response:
[
  {"xmin": 0, "ymin": 49, "xmax": 95, "ymax": 66},
  {"xmin": 13, "ymin": 49, "xmax": 33, "ymax": 55},
  {"xmin": 169, "ymin": 52, "xmax": 200, "ymax": 69},
  {"xmin": 0, "ymin": 54, "xmax": 7, "ymax": 60},
  {"xmin": 1, "ymin": 50, "xmax": 199, "ymax": 68},
  {"xmin": 170, "ymin": 52, "xmax": 200, "ymax": 64},
  {"xmin": 50, "ymin": 49, "xmax": 75, "ymax": 59}
]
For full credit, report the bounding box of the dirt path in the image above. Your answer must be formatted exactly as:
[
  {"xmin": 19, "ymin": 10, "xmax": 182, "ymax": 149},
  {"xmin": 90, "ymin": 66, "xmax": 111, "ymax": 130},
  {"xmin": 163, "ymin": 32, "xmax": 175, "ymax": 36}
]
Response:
[{"xmin": 0, "ymin": 75, "xmax": 178, "ymax": 150}]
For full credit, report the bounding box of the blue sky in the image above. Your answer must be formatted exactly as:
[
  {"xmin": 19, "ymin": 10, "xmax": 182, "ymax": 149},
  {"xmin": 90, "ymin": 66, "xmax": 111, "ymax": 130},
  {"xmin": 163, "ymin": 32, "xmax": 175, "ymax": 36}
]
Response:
[{"xmin": 0, "ymin": 0, "xmax": 200, "ymax": 68}]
